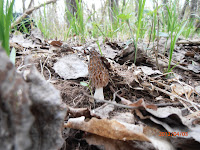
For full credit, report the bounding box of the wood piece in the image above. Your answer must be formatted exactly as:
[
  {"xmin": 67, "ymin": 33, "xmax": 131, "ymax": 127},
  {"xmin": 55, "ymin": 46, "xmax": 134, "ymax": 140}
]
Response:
[{"xmin": 176, "ymin": 40, "xmax": 200, "ymax": 45}]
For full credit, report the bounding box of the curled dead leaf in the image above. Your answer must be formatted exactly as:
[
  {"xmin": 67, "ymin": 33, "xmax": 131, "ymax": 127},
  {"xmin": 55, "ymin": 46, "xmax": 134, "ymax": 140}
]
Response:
[{"xmin": 65, "ymin": 116, "xmax": 150, "ymax": 141}]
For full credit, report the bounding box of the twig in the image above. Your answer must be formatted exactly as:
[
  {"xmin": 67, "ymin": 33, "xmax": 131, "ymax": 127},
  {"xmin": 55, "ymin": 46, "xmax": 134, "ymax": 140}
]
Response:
[
  {"xmin": 152, "ymin": 72, "xmax": 174, "ymax": 79},
  {"xmin": 147, "ymin": 20, "xmax": 153, "ymax": 48},
  {"xmin": 176, "ymin": 39, "xmax": 200, "ymax": 45},
  {"xmin": 153, "ymin": 86, "xmax": 200, "ymax": 108},
  {"xmin": 74, "ymin": 95, "xmax": 85, "ymax": 108},
  {"xmin": 109, "ymin": 86, "xmax": 133, "ymax": 105},
  {"xmin": 17, "ymin": 63, "xmax": 38, "ymax": 71},
  {"xmin": 177, "ymin": 80, "xmax": 198, "ymax": 111},
  {"xmin": 96, "ymin": 24, "xmax": 106, "ymax": 38},
  {"xmin": 148, "ymin": 75, "xmax": 196, "ymax": 112},
  {"xmin": 156, "ymin": 102, "xmax": 183, "ymax": 107},
  {"xmin": 147, "ymin": 76, "xmax": 170, "ymax": 89},
  {"xmin": 83, "ymin": 92, "xmax": 139, "ymax": 109},
  {"xmin": 44, "ymin": 66, "xmax": 51, "ymax": 82}
]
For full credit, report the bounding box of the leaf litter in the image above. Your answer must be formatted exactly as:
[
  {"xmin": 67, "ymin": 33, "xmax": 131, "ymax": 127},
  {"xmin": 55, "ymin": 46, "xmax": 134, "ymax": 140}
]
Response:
[{"xmin": 11, "ymin": 29, "xmax": 200, "ymax": 150}]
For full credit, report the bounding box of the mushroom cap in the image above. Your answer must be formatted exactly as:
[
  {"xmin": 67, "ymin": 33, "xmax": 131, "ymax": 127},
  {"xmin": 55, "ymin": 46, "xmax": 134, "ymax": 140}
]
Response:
[{"xmin": 88, "ymin": 50, "xmax": 109, "ymax": 88}]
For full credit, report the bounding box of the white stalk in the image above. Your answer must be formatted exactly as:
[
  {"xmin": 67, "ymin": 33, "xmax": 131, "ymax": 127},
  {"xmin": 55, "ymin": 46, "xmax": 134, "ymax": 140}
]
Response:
[{"xmin": 94, "ymin": 87, "xmax": 104, "ymax": 100}]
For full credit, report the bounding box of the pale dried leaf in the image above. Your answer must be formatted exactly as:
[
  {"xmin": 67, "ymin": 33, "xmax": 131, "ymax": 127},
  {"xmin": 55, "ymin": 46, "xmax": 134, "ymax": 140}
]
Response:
[
  {"xmin": 139, "ymin": 66, "xmax": 162, "ymax": 76},
  {"xmin": 65, "ymin": 116, "xmax": 150, "ymax": 141},
  {"xmin": 53, "ymin": 54, "xmax": 88, "ymax": 79}
]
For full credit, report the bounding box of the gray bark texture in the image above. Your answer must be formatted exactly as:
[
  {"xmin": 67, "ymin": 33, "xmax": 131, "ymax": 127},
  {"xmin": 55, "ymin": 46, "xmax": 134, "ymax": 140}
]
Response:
[
  {"xmin": 66, "ymin": 0, "xmax": 77, "ymax": 16},
  {"xmin": 65, "ymin": 0, "xmax": 78, "ymax": 25},
  {"xmin": 0, "ymin": 47, "xmax": 67, "ymax": 150},
  {"xmin": 180, "ymin": 0, "xmax": 189, "ymax": 20},
  {"xmin": 108, "ymin": 0, "xmax": 119, "ymax": 23},
  {"xmin": 190, "ymin": 0, "xmax": 198, "ymax": 20}
]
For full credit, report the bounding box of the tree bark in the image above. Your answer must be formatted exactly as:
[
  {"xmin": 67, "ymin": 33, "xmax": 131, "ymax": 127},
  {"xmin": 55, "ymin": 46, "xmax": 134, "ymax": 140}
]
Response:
[
  {"xmin": 28, "ymin": 0, "xmax": 34, "ymax": 9},
  {"xmin": 108, "ymin": 0, "xmax": 119, "ymax": 23},
  {"xmin": 190, "ymin": 0, "xmax": 198, "ymax": 20},
  {"xmin": 22, "ymin": 0, "xmax": 26, "ymax": 12},
  {"xmin": 65, "ymin": 0, "xmax": 79, "ymax": 25},
  {"xmin": 180, "ymin": 0, "xmax": 189, "ymax": 20}
]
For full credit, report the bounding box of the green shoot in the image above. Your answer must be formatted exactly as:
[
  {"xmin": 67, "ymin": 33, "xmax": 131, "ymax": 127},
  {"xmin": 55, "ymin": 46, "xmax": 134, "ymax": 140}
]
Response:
[
  {"xmin": 166, "ymin": 2, "xmax": 187, "ymax": 72},
  {"xmin": 96, "ymin": 40, "xmax": 103, "ymax": 56},
  {"xmin": 0, "ymin": 0, "xmax": 15, "ymax": 56},
  {"xmin": 80, "ymin": 81, "xmax": 93, "ymax": 96}
]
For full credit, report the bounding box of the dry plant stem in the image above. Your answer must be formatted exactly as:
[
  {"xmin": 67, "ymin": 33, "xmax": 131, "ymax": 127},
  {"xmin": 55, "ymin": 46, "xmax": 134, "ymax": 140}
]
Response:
[
  {"xmin": 179, "ymin": 99, "xmax": 194, "ymax": 114},
  {"xmin": 147, "ymin": 20, "xmax": 153, "ymax": 48},
  {"xmin": 83, "ymin": 92, "xmax": 138, "ymax": 109},
  {"xmin": 17, "ymin": 63, "xmax": 38, "ymax": 71},
  {"xmin": 11, "ymin": 0, "xmax": 57, "ymax": 29},
  {"xmin": 109, "ymin": 86, "xmax": 132, "ymax": 103},
  {"xmin": 153, "ymin": 86, "xmax": 200, "ymax": 110},
  {"xmin": 176, "ymin": 40, "xmax": 200, "ymax": 45},
  {"xmin": 44, "ymin": 66, "xmax": 51, "ymax": 82},
  {"xmin": 177, "ymin": 80, "xmax": 198, "ymax": 111},
  {"xmin": 148, "ymin": 76, "xmax": 170, "ymax": 89},
  {"xmin": 100, "ymin": 0, "xmax": 108, "ymax": 24},
  {"xmin": 148, "ymin": 76, "xmax": 196, "ymax": 112},
  {"xmin": 28, "ymin": 0, "xmax": 34, "ymax": 9},
  {"xmin": 155, "ymin": 0, "xmax": 160, "ymax": 70},
  {"xmin": 42, "ymin": 56, "xmax": 49, "ymax": 74},
  {"xmin": 73, "ymin": 95, "xmax": 81, "ymax": 106},
  {"xmin": 152, "ymin": 72, "xmax": 174, "ymax": 79},
  {"xmin": 83, "ymin": 92, "xmax": 184, "ymax": 110},
  {"xmin": 74, "ymin": 95, "xmax": 85, "ymax": 108},
  {"xmin": 96, "ymin": 24, "xmax": 106, "ymax": 38},
  {"xmin": 156, "ymin": 102, "xmax": 182, "ymax": 107}
]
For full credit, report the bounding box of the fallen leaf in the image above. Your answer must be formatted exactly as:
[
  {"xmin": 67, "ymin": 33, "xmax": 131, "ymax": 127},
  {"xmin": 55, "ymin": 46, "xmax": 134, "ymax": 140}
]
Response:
[
  {"xmin": 53, "ymin": 54, "xmax": 88, "ymax": 79},
  {"xmin": 65, "ymin": 116, "xmax": 150, "ymax": 141},
  {"xmin": 50, "ymin": 40, "xmax": 63, "ymax": 47},
  {"xmin": 139, "ymin": 66, "xmax": 162, "ymax": 76}
]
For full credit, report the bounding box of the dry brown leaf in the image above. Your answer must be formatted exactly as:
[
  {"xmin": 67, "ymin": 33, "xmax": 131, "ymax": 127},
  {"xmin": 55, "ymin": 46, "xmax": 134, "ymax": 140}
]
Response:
[
  {"xmin": 85, "ymin": 134, "xmax": 155, "ymax": 150},
  {"xmin": 129, "ymin": 99, "xmax": 157, "ymax": 110},
  {"xmin": 50, "ymin": 40, "xmax": 63, "ymax": 47},
  {"xmin": 65, "ymin": 116, "xmax": 150, "ymax": 141},
  {"xmin": 67, "ymin": 106, "xmax": 91, "ymax": 118},
  {"xmin": 171, "ymin": 83, "xmax": 193, "ymax": 99}
]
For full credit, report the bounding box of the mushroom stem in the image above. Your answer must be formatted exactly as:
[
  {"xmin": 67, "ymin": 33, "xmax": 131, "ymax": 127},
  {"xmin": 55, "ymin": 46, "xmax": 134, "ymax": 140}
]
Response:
[{"xmin": 94, "ymin": 87, "xmax": 104, "ymax": 100}]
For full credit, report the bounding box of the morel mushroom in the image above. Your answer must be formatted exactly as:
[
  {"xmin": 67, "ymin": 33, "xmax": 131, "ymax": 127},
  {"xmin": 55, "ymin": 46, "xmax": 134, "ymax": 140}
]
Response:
[{"xmin": 88, "ymin": 50, "xmax": 109, "ymax": 100}]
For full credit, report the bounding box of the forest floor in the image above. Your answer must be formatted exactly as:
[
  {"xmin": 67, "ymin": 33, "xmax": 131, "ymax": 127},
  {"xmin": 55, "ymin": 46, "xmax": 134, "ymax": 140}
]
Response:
[{"xmin": 10, "ymin": 28, "xmax": 200, "ymax": 150}]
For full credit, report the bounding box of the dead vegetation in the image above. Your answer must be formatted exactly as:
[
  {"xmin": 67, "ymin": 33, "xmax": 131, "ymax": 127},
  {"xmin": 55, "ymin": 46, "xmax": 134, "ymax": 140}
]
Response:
[{"xmin": 0, "ymin": 26, "xmax": 197, "ymax": 150}]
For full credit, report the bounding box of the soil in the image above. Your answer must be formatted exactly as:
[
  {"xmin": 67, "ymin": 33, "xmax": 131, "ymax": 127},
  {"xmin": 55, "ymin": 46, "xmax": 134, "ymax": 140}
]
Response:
[{"xmin": 13, "ymin": 32, "xmax": 200, "ymax": 150}]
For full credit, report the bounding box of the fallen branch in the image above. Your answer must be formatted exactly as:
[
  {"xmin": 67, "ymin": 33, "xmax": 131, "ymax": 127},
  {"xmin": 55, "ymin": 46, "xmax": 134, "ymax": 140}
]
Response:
[
  {"xmin": 176, "ymin": 39, "xmax": 200, "ymax": 45},
  {"xmin": 11, "ymin": 0, "xmax": 57, "ymax": 29}
]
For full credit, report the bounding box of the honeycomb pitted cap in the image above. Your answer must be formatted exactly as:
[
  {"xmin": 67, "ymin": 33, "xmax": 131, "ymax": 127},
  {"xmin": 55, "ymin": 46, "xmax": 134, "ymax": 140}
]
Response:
[{"xmin": 88, "ymin": 50, "xmax": 109, "ymax": 88}]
